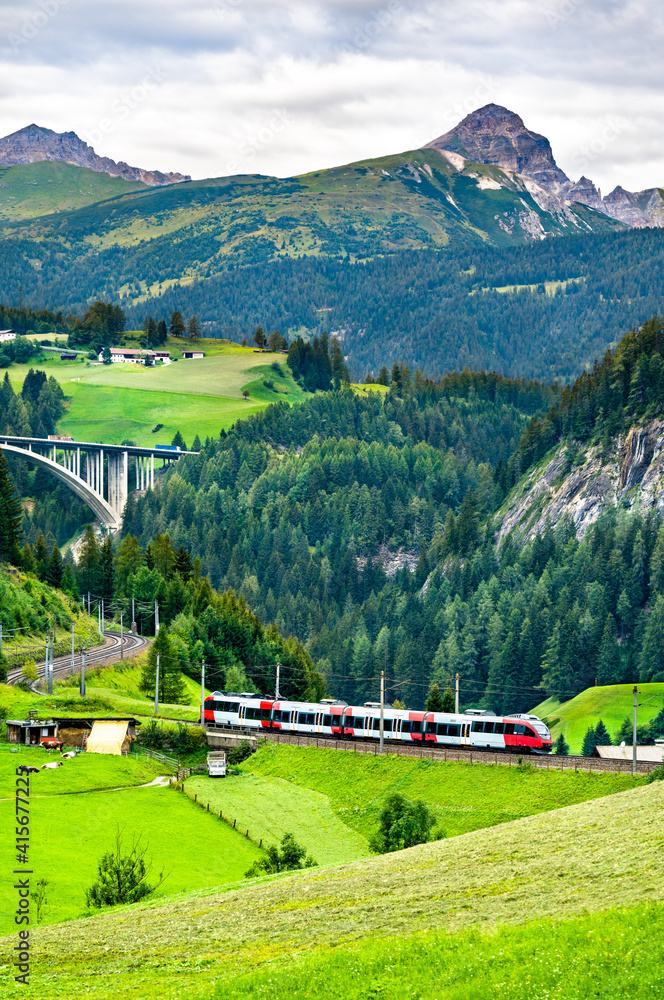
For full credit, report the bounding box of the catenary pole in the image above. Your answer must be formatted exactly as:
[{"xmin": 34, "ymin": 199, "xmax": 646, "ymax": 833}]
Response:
[
  {"xmin": 275, "ymin": 662, "xmax": 281, "ymax": 700},
  {"xmin": 154, "ymin": 653, "xmax": 160, "ymax": 716},
  {"xmin": 200, "ymin": 661, "xmax": 206, "ymax": 725},
  {"xmin": 455, "ymin": 672, "xmax": 459, "ymax": 714},
  {"xmin": 71, "ymin": 623, "xmax": 75, "ymax": 674},
  {"xmin": 633, "ymin": 685, "xmax": 638, "ymax": 776},
  {"xmin": 120, "ymin": 611, "xmax": 124, "ymax": 660},
  {"xmin": 80, "ymin": 643, "xmax": 86, "ymax": 697},
  {"xmin": 380, "ymin": 670, "xmax": 385, "ymax": 754},
  {"xmin": 47, "ymin": 630, "xmax": 53, "ymax": 695},
  {"xmin": 155, "ymin": 600, "xmax": 159, "ymax": 635}
]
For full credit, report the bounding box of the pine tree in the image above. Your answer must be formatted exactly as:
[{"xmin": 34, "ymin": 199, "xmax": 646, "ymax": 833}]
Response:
[
  {"xmin": 554, "ymin": 732, "xmax": 570, "ymax": 755},
  {"xmin": 187, "ymin": 316, "xmax": 200, "ymax": 340},
  {"xmin": 596, "ymin": 614, "xmax": 621, "ymax": 684},
  {"xmin": 99, "ymin": 537, "xmax": 114, "ymax": 601},
  {"xmin": 140, "ymin": 626, "xmax": 187, "ymax": 705},
  {"xmin": 171, "ymin": 431, "xmax": 187, "ymax": 450},
  {"xmin": 593, "ymin": 719, "xmax": 611, "ymax": 747},
  {"xmin": 34, "ymin": 531, "xmax": 49, "ymax": 580},
  {"xmin": 46, "ymin": 543, "xmax": 63, "ymax": 587},
  {"xmin": 0, "ymin": 447, "xmax": 23, "ymax": 565},
  {"xmin": 169, "ymin": 311, "xmax": 185, "ymax": 338},
  {"xmin": 253, "ymin": 327, "xmax": 267, "ymax": 349},
  {"xmin": 77, "ymin": 525, "xmax": 100, "ymax": 596},
  {"xmin": 441, "ymin": 686, "xmax": 455, "ymax": 713},
  {"xmin": 376, "ymin": 365, "xmax": 390, "ymax": 386},
  {"xmin": 425, "ymin": 683, "xmax": 444, "ymax": 712},
  {"xmin": 581, "ymin": 724, "xmax": 598, "ymax": 757}
]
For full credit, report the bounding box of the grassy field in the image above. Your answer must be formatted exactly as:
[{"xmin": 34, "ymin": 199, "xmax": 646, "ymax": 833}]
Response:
[
  {"xmin": 185, "ymin": 772, "xmax": 370, "ymax": 865},
  {"xmin": 0, "ymin": 161, "xmax": 145, "ymax": 223},
  {"xmin": 2, "ymin": 779, "xmax": 661, "ymax": 999},
  {"xmin": 0, "ymin": 657, "xmax": 203, "ymax": 723},
  {"xmin": 0, "ymin": 783, "xmax": 262, "ymax": 936},
  {"xmin": 214, "ymin": 902, "xmax": 664, "ymax": 1000},
  {"xmin": 532, "ymin": 682, "xmax": 664, "ymax": 752},
  {"xmin": 243, "ymin": 742, "xmax": 644, "ymax": 839},
  {"xmin": 7, "ymin": 342, "xmax": 306, "ymax": 446},
  {"xmin": 0, "ymin": 746, "xmax": 164, "ymax": 798}
]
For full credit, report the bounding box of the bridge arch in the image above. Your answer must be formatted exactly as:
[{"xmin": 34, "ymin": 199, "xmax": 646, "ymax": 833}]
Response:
[{"xmin": 1, "ymin": 444, "xmax": 121, "ymax": 530}]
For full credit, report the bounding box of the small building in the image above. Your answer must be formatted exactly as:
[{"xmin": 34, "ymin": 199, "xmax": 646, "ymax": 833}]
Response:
[
  {"xmin": 182, "ymin": 350, "xmax": 205, "ymax": 359},
  {"xmin": 54, "ymin": 716, "xmax": 141, "ymax": 752},
  {"xmin": 60, "ymin": 352, "xmax": 77, "ymax": 361},
  {"xmin": 0, "ymin": 329, "xmax": 16, "ymax": 343},
  {"xmin": 6, "ymin": 719, "xmax": 58, "ymax": 746},
  {"xmin": 594, "ymin": 744, "xmax": 664, "ymax": 764},
  {"xmin": 99, "ymin": 347, "xmax": 170, "ymax": 364}
]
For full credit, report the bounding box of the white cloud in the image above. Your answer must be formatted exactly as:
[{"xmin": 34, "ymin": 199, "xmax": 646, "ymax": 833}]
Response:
[{"xmin": 0, "ymin": 0, "xmax": 662, "ymax": 191}]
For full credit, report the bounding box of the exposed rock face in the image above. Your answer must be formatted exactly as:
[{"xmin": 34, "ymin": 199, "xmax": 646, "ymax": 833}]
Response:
[
  {"xmin": 495, "ymin": 420, "xmax": 664, "ymax": 544},
  {"xmin": 425, "ymin": 104, "xmax": 570, "ymax": 190},
  {"xmin": 424, "ymin": 104, "xmax": 664, "ymax": 229},
  {"xmin": 0, "ymin": 124, "xmax": 189, "ymax": 187}
]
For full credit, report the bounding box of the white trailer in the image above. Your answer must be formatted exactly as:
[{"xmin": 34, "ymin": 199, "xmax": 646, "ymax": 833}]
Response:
[{"xmin": 207, "ymin": 751, "xmax": 227, "ymax": 777}]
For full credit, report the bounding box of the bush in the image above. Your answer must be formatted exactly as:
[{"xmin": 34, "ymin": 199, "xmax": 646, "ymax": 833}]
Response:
[
  {"xmin": 646, "ymin": 765, "xmax": 664, "ymax": 783},
  {"xmin": 136, "ymin": 719, "xmax": 206, "ymax": 754},
  {"xmin": 86, "ymin": 830, "xmax": 165, "ymax": 907},
  {"xmin": 245, "ymin": 833, "xmax": 316, "ymax": 878},
  {"xmin": 227, "ymin": 740, "xmax": 254, "ymax": 765},
  {"xmin": 370, "ymin": 793, "xmax": 435, "ymax": 854}
]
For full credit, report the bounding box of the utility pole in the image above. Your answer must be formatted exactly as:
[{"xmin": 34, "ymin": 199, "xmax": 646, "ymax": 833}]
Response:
[
  {"xmin": 80, "ymin": 644, "xmax": 86, "ymax": 697},
  {"xmin": 120, "ymin": 611, "xmax": 124, "ymax": 660},
  {"xmin": 101, "ymin": 598, "xmax": 104, "ymax": 635},
  {"xmin": 455, "ymin": 673, "xmax": 460, "ymax": 714},
  {"xmin": 200, "ymin": 661, "xmax": 206, "ymax": 725},
  {"xmin": 71, "ymin": 623, "xmax": 75, "ymax": 674},
  {"xmin": 275, "ymin": 661, "xmax": 281, "ymax": 700},
  {"xmin": 87, "ymin": 591, "xmax": 90, "ymax": 616},
  {"xmin": 132, "ymin": 595, "xmax": 135, "ymax": 633},
  {"xmin": 98, "ymin": 601, "xmax": 102, "ymax": 643},
  {"xmin": 633, "ymin": 685, "xmax": 638, "ymax": 776},
  {"xmin": 155, "ymin": 600, "xmax": 159, "ymax": 635},
  {"xmin": 379, "ymin": 670, "xmax": 385, "ymax": 755},
  {"xmin": 47, "ymin": 630, "xmax": 53, "ymax": 695},
  {"xmin": 154, "ymin": 653, "xmax": 160, "ymax": 717}
]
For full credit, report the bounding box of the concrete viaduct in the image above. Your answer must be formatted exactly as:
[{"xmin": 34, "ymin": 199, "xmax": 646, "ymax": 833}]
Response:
[{"xmin": 0, "ymin": 435, "xmax": 198, "ymax": 531}]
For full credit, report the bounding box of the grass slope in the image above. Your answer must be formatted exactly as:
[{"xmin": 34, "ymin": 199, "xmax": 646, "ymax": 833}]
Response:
[
  {"xmin": 8, "ymin": 343, "xmax": 305, "ymax": 446},
  {"xmin": 0, "ymin": 658, "xmax": 202, "ymax": 722},
  {"xmin": 215, "ymin": 902, "xmax": 664, "ymax": 1000},
  {"xmin": 244, "ymin": 742, "xmax": 643, "ymax": 839},
  {"xmin": 0, "ymin": 783, "xmax": 262, "ymax": 936},
  {"xmin": 185, "ymin": 772, "xmax": 370, "ymax": 865},
  {"xmin": 0, "ymin": 747, "xmax": 164, "ymax": 798},
  {"xmin": 532, "ymin": 682, "xmax": 664, "ymax": 752},
  {"xmin": 0, "ymin": 161, "xmax": 145, "ymax": 222},
  {"xmin": 4, "ymin": 779, "xmax": 662, "ymax": 999}
]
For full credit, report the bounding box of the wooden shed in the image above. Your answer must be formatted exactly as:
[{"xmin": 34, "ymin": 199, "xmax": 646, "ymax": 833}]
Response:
[{"xmin": 6, "ymin": 719, "xmax": 58, "ymax": 746}]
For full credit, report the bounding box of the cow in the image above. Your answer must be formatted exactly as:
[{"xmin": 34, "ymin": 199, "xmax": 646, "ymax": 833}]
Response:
[
  {"xmin": 41, "ymin": 761, "xmax": 63, "ymax": 769},
  {"xmin": 40, "ymin": 738, "xmax": 63, "ymax": 752},
  {"xmin": 60, "ymin": 751, "xmax": 79, "ymax": 759},
  {"xmin": 16, "ymin": 765, "xmax": 40, "ymax": 775}
]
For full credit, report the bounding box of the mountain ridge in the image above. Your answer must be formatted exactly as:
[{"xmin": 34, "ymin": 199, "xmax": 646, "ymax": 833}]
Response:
[
  {"xmin": 424, "ymin": 104, "xmax": 664, "ymax": 229},
  {"xmin": 0, "ymin": 123, "xmax": 190, "ymax": 187}
]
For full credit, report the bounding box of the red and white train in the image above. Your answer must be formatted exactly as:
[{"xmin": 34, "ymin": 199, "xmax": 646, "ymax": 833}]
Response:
[{"xmin": 203, "ymin": 693, "xmax": 553, "ymax": 754}]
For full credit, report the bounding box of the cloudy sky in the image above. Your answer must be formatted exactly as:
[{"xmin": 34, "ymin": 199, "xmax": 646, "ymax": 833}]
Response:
[{"xmin": 0, "ymin": 0, "xmax": 663, "ymax": 192}]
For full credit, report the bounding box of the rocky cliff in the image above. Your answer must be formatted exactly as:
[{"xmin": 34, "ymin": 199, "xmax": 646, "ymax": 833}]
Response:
[
  {"xmin": 495, "ymin": 420, "xmax": 664, "ymax": 544},
  {"xmin": 0, "ymin": 124, "xmax": 189, "ymax": 187},
  {"xmin": 424, "ymin": 104, "xmax": 664, "ymax": 229}
]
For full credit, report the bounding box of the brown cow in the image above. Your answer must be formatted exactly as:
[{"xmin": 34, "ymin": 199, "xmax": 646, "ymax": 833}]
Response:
[{"xmin": 40, "ymin": 738, "xmax": 63, "ymax": 752}]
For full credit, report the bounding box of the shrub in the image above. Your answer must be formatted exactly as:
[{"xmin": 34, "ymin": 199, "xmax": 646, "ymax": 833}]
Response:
[
  {"xmin": 245, "ymin": 833, "xmax": 316, "ymax": 878},
  {"xmin": 86, "ymin": 830, "xmax": 165, "ymax": 907},
  {"xmin": 227, "ymin": 740, "xmax": 254, "ymax": 765},
  {"xmin": 646, "ymin": 765, "xmax": 664, "ymax": 783},
  {"xmin": 370, "ymin": 793, "xmax": 435, "ymax": 854}
]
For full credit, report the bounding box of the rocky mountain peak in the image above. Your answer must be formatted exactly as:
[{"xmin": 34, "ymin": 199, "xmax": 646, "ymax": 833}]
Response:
[
  {"xmin": 0, "ymin": 124, "xmax": 190, "ymax": 187},
  {"xmin": 424, "ymin": 103, "xmax": 570, "ymax": 189}
]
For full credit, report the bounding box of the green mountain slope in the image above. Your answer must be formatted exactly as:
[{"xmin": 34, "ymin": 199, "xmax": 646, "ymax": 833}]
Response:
[
  {"xmin": 533, "ymin": 682, "xmax": 664, "ymax": 752},
  {"xmin": 0, "ymin": 161, "xmax": 146, "ymax": 222},
  {"xmin": 6, "ymin": 780, "xmax": 663, "ymax": 1000}
]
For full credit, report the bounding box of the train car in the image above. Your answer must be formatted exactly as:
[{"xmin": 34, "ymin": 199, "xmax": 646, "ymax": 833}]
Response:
[
  {"xmin": 424, "ymin": 710, "xmax": 552, "ymax": 753},
  {"xmin": 342, "ymin": 704, "xmax": 427, "ymax": 742},
  {"xmin": 203, "ymin": 692, "xmax": 552, "ymax": 753},
  {"xmin": 271, "ymin": 699, "xmax": 346, "ymax": 736}
]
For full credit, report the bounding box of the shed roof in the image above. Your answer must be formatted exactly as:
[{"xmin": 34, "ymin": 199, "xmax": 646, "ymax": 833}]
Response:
[{"xmin": 594, "ymin": 745, "xmax": 664, "ymax": 763}]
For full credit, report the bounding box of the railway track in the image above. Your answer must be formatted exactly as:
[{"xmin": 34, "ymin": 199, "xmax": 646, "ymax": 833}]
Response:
[
  {"xmin": 205, "ymin": 726, "xmax": 659, "ymax": 776},
  {"xmin": 6, "ymin": 629, "xmax": 150, "ymax": 690}
]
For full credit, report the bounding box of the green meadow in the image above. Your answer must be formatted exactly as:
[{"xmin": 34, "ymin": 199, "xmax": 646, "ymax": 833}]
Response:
[
  {"xmin": 7, "ymin": 342, "xmax": 306, "ymax": 446},
  {"xmin": 241, "ymin": 741, "xmax": 643, "ymax": 839},
  {"xmin": 2, "ymin": 779, "xmax": 661, "ymax": 1000},
  {"xmin": 533, "ymin": 682, "xmax": 664, "ymax": 753}
]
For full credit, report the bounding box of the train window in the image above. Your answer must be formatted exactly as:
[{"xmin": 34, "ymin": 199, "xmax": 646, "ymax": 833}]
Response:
[
  {"xmin": 494, "ymin": 723, "xmax": 505, "ymax": 734},
  {"xmin": 230, "ymin": 703, "xmax": 239, "ymax": 713},
  {"xmin": 353, "ymin": 717, "xmax": 364, "ymax": 728},
  {"xmin": 527, "ymin": 727, "xmax": 539, "ymax": 739},
  {"xmin": 411, "ymin": 721, "xmax": 421, "ymax": 733},
  {"xmin": 514, "ymin": 724, "xmax": 527, "ymax": 735},
  {"xmin": 426, "ymin": 722, "xmax": 435, "ymax": 734},
  {"xmin": 272, "ymin": 710, "xmax": 281, "ymax": 722},
  {"xmin": 504, "ymin": 723, "xmax": 515, "ymax": 735},
  {"xmin": 298, "ymin": 712, "xmax": 307, "ymax": 725},
  {"xmin": 472, "ymin": 721, "xmax": 485, "ymax": 733},
  {"xmin": 323, "ymin": 715, "xmax": 332, "ymax": 727},
  {"xmin": 307, "ymin": 713, "xmax": 315, "ymax": 725},
  {"xmin": 261, "ymin": 709, "xmax": 271, "ymax": 721},
  {"xmin": 373, "ymin": 718, "xmax": 393, "ymax": 731},
  {"xmin": 436, "ymin": 723, "xmax": 448, "ymax": 736},
  {"xmin": 401, "ymin": 720, "xmax": 411, "ymax": 733},
  {"xmin": 447, "ymin": 724, "xmax": 460, "ymax": 737}
]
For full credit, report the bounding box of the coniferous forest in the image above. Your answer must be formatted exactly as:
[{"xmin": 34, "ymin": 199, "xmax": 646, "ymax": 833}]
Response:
[{"xmin": 4, "ymin": 317, "xmax": 664, "ymax": 712}]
